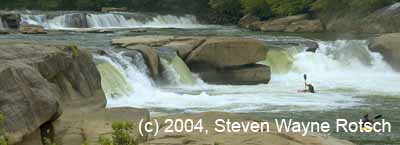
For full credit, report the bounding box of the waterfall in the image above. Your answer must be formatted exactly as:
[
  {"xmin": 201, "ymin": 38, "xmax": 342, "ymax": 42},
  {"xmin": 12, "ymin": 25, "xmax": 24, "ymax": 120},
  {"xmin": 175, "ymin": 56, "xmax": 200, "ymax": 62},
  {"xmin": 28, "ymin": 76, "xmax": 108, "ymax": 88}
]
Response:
[
  {"xmin": 264, "ymin": 49, "xmax": 294, "ymax": 74},
  {"xmin": 0, "ymin": 17, "xmax": 6, "ymax": 29},
  {"xmin": 96, "ymin": 61, "xmax": 134, "ymax": 98},
  {"xmin": 19, "ymin": 12, "xmax": 204, "ymax": 29},
  {"xmin": 160, "ymin": 56, "xmax": 195, "ymax": 85},
  {"xmin": 86, "ymin": 13, "xmax": 131, "ymax": 28}
]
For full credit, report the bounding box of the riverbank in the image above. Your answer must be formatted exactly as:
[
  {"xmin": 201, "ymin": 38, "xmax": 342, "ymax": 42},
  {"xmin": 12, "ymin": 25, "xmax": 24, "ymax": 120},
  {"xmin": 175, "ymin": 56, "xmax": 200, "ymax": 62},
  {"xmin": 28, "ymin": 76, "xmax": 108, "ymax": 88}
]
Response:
[{"xmin": 238, "ymin": 2, "xmax": 400, "ymax": 34}]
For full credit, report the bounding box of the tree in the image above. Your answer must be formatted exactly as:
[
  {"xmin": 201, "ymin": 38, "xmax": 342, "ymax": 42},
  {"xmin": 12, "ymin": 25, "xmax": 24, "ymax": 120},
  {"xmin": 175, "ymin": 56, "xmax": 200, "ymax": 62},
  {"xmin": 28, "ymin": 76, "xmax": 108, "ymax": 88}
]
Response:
[{"xmin": 241, "ymin": 0, "xmax": 272, "ymax": 19}]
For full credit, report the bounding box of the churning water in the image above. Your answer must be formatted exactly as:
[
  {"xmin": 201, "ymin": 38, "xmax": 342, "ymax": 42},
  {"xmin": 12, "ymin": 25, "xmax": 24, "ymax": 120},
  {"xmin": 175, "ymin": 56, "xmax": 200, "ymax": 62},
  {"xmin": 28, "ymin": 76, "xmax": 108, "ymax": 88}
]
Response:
[{"xmin": 97, "ymin": 38, "xmax": 400, "ymax": 114}]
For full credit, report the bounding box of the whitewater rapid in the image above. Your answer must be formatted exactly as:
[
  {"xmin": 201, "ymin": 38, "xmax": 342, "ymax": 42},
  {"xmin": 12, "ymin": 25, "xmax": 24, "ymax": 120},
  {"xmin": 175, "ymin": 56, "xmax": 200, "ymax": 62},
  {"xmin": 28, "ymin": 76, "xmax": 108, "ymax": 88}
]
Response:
[
  {"xmin": 20, "ymin": 12, "xmax": 206, "ymax": 29},
  {"xmin": 97, "ymin": 38, "xmax": 400, "ymax": 114}
]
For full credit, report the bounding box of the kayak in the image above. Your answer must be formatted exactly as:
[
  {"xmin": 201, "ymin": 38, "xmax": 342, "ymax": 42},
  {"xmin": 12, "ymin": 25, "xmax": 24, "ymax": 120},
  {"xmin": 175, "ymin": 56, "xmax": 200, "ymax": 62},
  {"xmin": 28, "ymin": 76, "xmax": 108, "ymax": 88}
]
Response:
[{"xmin": 297, "ymin": 90, "xmax": 307, "ymax": 93}]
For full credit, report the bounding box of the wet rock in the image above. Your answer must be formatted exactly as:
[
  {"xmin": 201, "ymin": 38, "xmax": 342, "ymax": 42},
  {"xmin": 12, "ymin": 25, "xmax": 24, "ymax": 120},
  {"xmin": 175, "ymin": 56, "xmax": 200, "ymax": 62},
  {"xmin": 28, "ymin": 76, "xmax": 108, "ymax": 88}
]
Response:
[
  {"xmin": 186, "ymin": 37, "xmax": 267, "ymax": 68},
  {"xmin": 19, "ymin": 24, "xmax": 47, "ymax": 34},
  {"xmin": 369, "ymin": 33, "xmax": 400, "ymax": 71},
  {"xmin": 0, "ymin": 12, "xmax": 20, "ymax": 29},
  {"xmin": 129, "ymin": 28, "xmax": 147, "ymax": 33},
  {"xmin": 0, "ymin": 29, "xmax": 10, "ymax": 34},
  {"xmin": 127, "ymin": 44, "xmax": 161, "ymax": 79},
  {"xmin": 198, "ymin": 64, "xmax": 271, "ymax": 85}
]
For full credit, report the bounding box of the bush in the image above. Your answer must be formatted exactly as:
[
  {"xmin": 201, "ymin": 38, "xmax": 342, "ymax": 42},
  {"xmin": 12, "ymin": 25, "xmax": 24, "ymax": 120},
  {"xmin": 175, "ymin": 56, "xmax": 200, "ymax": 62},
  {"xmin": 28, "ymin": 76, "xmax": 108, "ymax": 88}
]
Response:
[
  {"xmin": 241, "ymin": 0, "xmax": 272, "ymax": 19},
  {"xmin": 208, "ymin": 0, "xmax": 242, "ymax": 24},
  {"xmin": 311, "ymin": 0, "xmax": 395, "ymax": 15},
  {"xmin": 99, "ymin": 121, "xmax": 138, "ymax": 145},
  {"xmin": 267, "ymin": 0, "xmax": 313, "ymax": 17},
  {"xmin": 0, "ymin": 113, "xmax": 7, "ymax": 145}
]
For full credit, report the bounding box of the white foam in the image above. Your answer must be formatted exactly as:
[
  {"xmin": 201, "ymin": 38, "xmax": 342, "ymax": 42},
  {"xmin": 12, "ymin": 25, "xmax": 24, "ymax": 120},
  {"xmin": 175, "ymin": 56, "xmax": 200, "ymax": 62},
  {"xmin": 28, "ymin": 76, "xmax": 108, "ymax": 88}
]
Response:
[{"xmin": 100, "ymin": 39, "xmax": 400, "ymax": 113}]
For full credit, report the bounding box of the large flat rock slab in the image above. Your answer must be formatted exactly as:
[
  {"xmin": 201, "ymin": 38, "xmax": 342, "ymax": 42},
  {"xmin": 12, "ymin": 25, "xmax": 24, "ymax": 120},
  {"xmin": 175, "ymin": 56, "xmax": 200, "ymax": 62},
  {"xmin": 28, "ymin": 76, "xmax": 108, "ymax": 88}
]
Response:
[
  {"xmin": 186, "ymin": 37, "xmax": 267, "ymax": 68},
  {"xmin": 147, "ymin": 112, "xmax": 354, "ymax": 145}
]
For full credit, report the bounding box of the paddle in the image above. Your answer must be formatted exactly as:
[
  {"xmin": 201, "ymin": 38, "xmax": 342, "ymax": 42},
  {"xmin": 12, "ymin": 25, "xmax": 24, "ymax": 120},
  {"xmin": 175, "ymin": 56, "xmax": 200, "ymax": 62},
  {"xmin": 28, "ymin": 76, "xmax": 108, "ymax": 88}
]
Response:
[
  {"xmin": 374, "ymin": 115, "xmax": 383, "ymax": 120},
  {"xmin": 304, "ymin": 74, "xmax": 307, "ymax": 90}
]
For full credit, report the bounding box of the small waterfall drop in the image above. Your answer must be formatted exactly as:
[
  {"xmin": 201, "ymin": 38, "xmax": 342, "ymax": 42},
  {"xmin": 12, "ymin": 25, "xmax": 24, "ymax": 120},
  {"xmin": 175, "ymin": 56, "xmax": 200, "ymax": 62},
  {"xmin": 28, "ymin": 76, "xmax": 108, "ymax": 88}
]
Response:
[
  {"xmin": 86, "ymin": 13, "xmax": 131, "ymax": 28},
  {"xmin": 0, "ymin": 17, "xmax": 7, "ymax": 29},
  {"xmin": 160, "ymin": 56, "xmax": 195, "ymax": 85},
  {"xmin": 96, "ymin": 60, "xmax": 134, "ymax": 98}
]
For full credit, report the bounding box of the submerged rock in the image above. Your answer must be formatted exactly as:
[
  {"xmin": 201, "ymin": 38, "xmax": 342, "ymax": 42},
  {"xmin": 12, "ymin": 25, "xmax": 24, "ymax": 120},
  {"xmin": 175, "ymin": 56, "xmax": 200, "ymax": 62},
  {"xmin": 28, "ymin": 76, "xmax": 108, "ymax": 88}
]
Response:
[
  {"xmin": 369, "ymin": 33, "xmax": 400, "ymax": 71},
  {"xmin": 199, "ymin": 64, "xmax": 271, "ymax": 85},
  {"xmin": 127, "ymin": 44, "xmax": 161, "ymax": 79}
]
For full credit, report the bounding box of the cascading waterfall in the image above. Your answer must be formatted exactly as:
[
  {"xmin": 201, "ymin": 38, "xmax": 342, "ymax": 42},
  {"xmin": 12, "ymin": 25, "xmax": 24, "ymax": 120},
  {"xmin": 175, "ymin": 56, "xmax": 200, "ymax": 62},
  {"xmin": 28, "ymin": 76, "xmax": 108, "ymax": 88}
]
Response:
[
  {"xmin": 0, "ymin": 17, "xmax": 6, "ymax": 29},
  {"xmin": 19, "ymin": 12, "xmax": 204, "ymax": 29},
  {"xmin": 86, "ymin": 13, "xmax": 131, "ymax": 28}
]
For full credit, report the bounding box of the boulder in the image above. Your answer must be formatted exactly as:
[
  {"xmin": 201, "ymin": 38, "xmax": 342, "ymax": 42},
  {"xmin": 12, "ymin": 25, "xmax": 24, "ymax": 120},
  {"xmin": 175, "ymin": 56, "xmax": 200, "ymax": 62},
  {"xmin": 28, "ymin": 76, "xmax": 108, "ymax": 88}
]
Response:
[
  {"xmin": 52, "ymin": 107, "xmax": 149, "ymax": 145},
  {"xmin": 249, "ymin": 14, "xmax": 325, "ymax": 33},
  {"xmin": 127, "ymin": 45, "xmax": 161, "ymax": 79},
  {"xmin": 285, "ymin": 20, "xmax": 324, "ymax": 33},
  {"xmin": 198, "ymin": 64, "xmax": 271, "ymax": 85},
  {"xmin": 239, "ymin": 14, "xmax": 260, "ymax": 29},
  {"xmin": 148, "ymin": 112, "xmax": 355, "ymax": 145},
  {"xmin": 0, "ymin": 61, "xmax": 61, "ymax": 144},
  {"xmin": 368, "ymin": 33, "xmax": 400, "ymax": 71},
  {"xmin": 112, "ymin": 35, "xmax": 175, "ymax": 47},
  {"xmin": 164, "ymin": 36, "xmax": 206, "ymax": 59},
  {"xmin": 186, "ymin": 37, "xmax": 267, "ymax": 68},
  {"xmin": 0, "ymin": 40, "xmax": 105, "ymax": 144},
  {"xmin": 259, "ymin": 14, "xmax": 308, "ymax": 32},
  {"xmin": 19, "ymin": 24, "xmax": 47, "ymax": 34}
]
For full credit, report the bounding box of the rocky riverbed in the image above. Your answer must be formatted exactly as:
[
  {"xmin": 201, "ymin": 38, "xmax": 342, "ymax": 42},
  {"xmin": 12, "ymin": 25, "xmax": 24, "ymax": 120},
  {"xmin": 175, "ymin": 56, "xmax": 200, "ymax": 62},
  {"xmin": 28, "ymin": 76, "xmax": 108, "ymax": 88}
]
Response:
[{"xmin": 0, "ymin": 13, "xmax": 400, "ymax": 145}]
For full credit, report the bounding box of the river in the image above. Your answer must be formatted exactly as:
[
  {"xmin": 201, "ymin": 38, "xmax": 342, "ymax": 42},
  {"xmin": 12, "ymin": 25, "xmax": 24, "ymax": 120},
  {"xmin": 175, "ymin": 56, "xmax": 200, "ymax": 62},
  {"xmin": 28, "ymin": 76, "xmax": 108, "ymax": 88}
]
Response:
[{"xmin": 1, "ymin": 11, "xmax": 399, "ymax": 144}]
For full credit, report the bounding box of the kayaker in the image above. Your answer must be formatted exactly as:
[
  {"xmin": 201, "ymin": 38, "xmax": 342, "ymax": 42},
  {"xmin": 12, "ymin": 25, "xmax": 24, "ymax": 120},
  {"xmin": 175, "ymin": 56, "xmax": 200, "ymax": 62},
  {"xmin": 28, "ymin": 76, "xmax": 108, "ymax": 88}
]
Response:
[
  {"xmin": 301, "ymin": 74, "xmax": 316, "ymax": 93},
  {"xmin": 306, "ymin": 83, "xmax": 316, "ymax": 93}
]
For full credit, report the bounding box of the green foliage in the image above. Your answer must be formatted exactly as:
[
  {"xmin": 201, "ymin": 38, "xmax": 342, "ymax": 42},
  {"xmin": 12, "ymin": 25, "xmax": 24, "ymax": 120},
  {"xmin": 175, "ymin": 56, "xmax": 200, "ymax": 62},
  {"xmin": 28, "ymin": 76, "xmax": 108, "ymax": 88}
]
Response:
[
  {"xmin": 241, "ymin": 0, "xmax": 272, "ymax": 19},
  {"xmin": 311, "ymin": 0, "xmax": 395, "ymax": 15},
  {"xmin": 209, "ymin": 0, "xmax": 242, "ymax": 16},
  {"xmin": 0, "ymin": 113, "xmax": 7, "ymax": 145},
  {"xmin": 43, "ymin": 138, "xmax": 56, "ymax": 145},
  {"xmin": 267, "ymin": 0, "xmax": 313, "ymax": 17},
  {"xmin": 240, "ymin": 0, "xmax": 312, "ymax": 18},
  {"xmin": 98, "ymin": 121, "xmax": 138, "ymax": 145},
  {"xmin": 82, "ymin": 139, "xmax": 91, "ymax": 145},
  {"xmin": 68, "ymin": 44, "xmax": 79, "ymax": 59}
]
